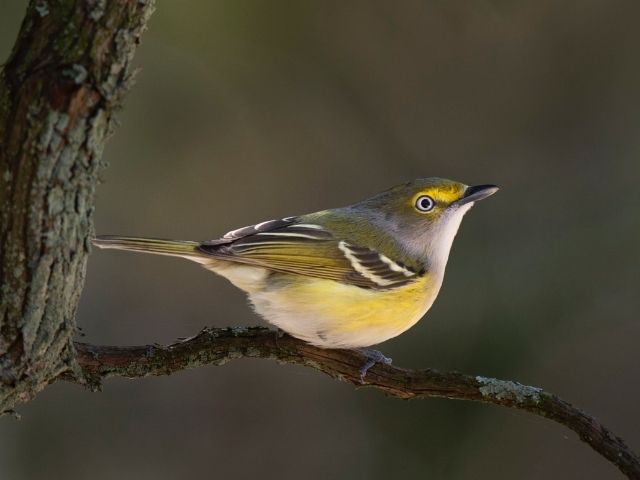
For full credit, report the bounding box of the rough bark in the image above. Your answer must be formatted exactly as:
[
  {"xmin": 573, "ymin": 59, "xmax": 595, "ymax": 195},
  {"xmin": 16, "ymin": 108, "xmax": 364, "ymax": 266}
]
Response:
[
  {"xmin": 73, "ymin": 327, "xmax": 640, "ymax": 480},
  {"xmin": 0, "ymin": 0, "xmax": 155, "ymax": 413}
]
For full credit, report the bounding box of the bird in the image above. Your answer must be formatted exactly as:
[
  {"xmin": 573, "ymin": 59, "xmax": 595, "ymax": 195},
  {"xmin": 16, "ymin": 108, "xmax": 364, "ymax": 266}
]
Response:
[{"xmin": 93, "ymin": 177, "xmax": 498, "ymax": 379}]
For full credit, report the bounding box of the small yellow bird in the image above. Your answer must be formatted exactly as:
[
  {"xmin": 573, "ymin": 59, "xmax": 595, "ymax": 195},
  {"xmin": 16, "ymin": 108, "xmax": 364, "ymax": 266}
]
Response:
[{"xmin": 94, "ymin": 178, "xmax": 498, "ymax": 377}]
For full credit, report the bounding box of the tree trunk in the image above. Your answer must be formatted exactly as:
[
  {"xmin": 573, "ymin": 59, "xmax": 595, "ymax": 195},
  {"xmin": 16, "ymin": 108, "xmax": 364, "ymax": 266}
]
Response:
[{"xmin": 0, "ymin": 0, "xmax": 155, "ymax": 413}]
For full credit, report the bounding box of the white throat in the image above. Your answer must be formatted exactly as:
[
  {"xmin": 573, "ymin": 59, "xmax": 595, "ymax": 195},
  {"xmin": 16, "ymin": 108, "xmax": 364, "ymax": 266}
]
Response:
[{"xmin": 425, "ymin": 202, "xmax": 474, "ymax": 274}]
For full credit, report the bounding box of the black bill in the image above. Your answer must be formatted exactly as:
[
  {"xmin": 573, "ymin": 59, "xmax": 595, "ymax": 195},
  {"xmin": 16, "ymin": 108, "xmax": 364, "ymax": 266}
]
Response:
[{"xmin": 457, "ymin": 184, "xmax": 500, "ymax": 205}]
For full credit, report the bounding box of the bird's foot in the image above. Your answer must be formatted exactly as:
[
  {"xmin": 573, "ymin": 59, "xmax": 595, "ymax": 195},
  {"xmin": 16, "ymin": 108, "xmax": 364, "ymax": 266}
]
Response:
[{"xmin": 357, "ymin": 349, "xmax": 392, "ymax": 383}]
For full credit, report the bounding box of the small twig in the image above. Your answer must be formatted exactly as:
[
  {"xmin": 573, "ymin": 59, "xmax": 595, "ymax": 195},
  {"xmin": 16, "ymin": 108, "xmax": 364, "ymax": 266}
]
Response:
[{"xmin": 70, "ymin": 326, "xmax": 640, "ymax": 479}]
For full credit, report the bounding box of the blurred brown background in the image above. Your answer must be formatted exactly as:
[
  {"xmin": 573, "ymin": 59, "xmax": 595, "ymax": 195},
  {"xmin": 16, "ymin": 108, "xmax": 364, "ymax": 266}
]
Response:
[{"xmin": 1, "ymin": 1, "xmax": 639, "ymax": 479}]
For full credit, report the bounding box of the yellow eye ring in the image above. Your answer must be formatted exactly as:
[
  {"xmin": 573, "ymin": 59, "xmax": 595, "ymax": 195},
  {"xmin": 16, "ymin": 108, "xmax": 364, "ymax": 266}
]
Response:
[{"xmin": 415, "ymin": 195, "xmax": 435, "ymax": 212}]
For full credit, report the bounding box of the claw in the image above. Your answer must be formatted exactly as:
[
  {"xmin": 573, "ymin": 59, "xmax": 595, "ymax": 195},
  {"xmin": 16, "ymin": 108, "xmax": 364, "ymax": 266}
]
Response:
[{"xmin": 357, "ymin": 349, "xmax": 392, "ymax": 383}]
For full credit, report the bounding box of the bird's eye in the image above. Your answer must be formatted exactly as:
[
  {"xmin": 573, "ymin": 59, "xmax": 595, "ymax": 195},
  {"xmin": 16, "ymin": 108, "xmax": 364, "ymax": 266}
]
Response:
[{"xmin": 415, "ymin": 195, "xmax": 435, "ymax": 212}]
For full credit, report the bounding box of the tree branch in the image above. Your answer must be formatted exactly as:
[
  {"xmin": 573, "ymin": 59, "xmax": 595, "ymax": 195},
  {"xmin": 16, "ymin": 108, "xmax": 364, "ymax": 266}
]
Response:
[{"xmin": 71, "ymin": 326, "xmax": 640, "ymax": 480}]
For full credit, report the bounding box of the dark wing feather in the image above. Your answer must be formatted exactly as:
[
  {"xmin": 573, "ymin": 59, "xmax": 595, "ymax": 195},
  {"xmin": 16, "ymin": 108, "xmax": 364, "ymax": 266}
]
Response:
[{"xmin": 199, "ymin": 218, "xmax": 418, "ymax": 289}]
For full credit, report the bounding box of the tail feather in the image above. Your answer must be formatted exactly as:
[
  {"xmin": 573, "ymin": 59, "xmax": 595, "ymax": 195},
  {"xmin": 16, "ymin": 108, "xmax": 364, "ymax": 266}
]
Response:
[{"xmin": 92, "ymin": 235, "xmax": 202, "ymax": 260}]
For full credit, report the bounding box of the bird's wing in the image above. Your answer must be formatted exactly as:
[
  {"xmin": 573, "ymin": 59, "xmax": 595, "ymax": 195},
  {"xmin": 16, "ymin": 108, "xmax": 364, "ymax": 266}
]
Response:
[{"xmin": 198, "ymin": 217, "xmax": 419, "ymax": 290}]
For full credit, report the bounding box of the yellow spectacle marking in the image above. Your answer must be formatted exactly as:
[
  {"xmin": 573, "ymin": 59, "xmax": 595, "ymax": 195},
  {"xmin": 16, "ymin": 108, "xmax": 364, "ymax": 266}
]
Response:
[{"xmin": 409, "ymin": 184, "xmax": 465, "ymax": 207}]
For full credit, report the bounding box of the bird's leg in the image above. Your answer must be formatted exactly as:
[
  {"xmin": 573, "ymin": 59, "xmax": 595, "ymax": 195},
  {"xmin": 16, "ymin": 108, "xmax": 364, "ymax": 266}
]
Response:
[
  {"xmin": 274, "ymin": 328, "xmax": 285, "ymax": 348},
  {"xmin": 356, "ymin": 349, "xmax": 392, "ymax": 383}
]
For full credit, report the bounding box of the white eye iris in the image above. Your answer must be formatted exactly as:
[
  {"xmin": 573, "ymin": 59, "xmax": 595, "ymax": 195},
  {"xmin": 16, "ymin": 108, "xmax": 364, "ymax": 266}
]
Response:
[{"xmin": 415, "ymin": 195, "xmax": 435, "ymax": 212}]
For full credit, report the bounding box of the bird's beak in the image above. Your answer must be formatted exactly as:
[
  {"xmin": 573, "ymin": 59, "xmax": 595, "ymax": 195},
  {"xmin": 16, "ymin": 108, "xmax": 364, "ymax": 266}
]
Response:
[{"xmin": 456, "ymin": 184, "xmax": 500, "ymax": 206}]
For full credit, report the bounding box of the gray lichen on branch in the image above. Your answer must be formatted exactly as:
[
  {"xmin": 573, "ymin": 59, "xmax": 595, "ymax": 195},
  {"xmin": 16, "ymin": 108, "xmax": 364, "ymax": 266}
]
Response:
[{"xmin": 475, "ymin": 375, "xmax": 542, "ymax": 403}]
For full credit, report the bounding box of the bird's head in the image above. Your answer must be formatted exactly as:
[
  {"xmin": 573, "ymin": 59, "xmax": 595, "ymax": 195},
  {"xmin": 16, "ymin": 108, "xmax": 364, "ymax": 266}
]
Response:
[{"xmin": 360, "ymin": 177, "xmax": 499, "ymax": 271}]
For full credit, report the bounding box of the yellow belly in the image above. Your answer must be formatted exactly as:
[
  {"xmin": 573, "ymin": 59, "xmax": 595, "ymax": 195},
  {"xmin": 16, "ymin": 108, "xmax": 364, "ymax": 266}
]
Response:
[{"xmin": 249, "ymin": 274, "xmax": 440, "ymax": 348}]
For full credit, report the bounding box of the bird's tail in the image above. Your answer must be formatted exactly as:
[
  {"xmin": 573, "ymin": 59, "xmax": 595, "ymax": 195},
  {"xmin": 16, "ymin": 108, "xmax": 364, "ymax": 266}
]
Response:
[{"xmin": 92, "ymin": 235, "xmax": 203, "ymax": 260}]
